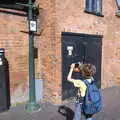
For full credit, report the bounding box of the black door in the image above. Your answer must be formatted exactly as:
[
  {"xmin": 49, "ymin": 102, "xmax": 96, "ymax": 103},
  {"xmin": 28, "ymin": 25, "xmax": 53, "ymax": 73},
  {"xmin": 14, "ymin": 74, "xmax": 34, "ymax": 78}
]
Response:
[
  {"xmin": 61, "ymin": 32, "xmax": 102, "ymax": 100},
  {"xmin": 0, "ymin": 49, "xmax": 10, "ymax": 111}
]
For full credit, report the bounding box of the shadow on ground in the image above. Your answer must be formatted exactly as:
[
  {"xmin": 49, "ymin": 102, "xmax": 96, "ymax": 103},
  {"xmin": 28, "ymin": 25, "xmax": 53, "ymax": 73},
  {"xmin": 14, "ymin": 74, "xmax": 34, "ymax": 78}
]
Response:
[
  {"xmin": 58, "ymin": 105, "xmax": 74, "ymax": 120},
  {"xmin": 50, "ymin": 105, "xmax": 75, "ymax": 120},
  {"xmin": 51, "ymin": 86, "xmax": 120, "ymax": 120},
  {"xmin": 94, "ymin": 86, "xmax": 120, "ymax": 120}
]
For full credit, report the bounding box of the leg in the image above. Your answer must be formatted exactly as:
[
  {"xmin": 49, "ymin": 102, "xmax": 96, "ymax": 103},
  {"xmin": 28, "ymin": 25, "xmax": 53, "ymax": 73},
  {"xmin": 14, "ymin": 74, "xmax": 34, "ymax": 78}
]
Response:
[
  {"xmin": 86, "ymin": 118, "xmax": 92, "ymax": 120},
  {"xmin": 85, "ymin": 114, "xmax": 93, "ymax": 120},
  {"xmin": 74, "ymin": 103, "xmax": 82, "ymax": 120}
]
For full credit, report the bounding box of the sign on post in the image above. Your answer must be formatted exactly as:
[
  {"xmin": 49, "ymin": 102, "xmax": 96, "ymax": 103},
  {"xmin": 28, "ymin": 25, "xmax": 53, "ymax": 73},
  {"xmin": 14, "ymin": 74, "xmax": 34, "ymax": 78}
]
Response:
[{"xmin": 29, "ymin": 20, "xmax": 37, "ymax": 32}]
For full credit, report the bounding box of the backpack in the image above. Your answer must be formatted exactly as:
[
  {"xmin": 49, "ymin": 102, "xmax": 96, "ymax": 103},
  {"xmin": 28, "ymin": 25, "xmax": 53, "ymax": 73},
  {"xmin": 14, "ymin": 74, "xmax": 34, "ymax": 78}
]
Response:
[{"xmin": 82, "ymin": 79, "xmax": 102, "ymax": 115}]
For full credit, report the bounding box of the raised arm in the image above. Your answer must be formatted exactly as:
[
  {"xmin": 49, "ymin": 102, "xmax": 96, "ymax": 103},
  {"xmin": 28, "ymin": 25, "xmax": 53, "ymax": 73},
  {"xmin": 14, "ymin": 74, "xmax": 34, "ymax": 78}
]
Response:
[
  {"xmin": 67, "ymin": 63, "xmax": 87, "ymax": 97},
  {"xmin": 67, "ymin": 63, "xmax": 75, "ymax": 82}
]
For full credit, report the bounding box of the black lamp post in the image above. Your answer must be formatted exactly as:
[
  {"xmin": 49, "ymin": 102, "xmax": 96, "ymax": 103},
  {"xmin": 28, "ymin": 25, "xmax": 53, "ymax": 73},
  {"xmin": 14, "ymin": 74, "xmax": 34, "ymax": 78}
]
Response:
[{"xmin": 116, "ymin": 0, "xmax": 120, "ymax": 16}]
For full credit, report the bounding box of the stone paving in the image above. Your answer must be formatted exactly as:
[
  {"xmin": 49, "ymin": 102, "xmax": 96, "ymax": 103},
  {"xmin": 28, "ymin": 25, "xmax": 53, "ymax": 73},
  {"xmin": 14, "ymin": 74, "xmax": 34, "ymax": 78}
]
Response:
[{"xmin": 0, "ymin": 86, "xmax": 120, "ymax": 120}]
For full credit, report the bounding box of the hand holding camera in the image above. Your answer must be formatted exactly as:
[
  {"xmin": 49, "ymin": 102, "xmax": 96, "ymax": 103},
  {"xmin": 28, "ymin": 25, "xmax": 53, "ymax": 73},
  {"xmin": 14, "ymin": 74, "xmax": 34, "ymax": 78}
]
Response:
[
  {"xmin": 70, "ymin": 63, "xmax": 75, "ymax": 69},
  {"xmin": 70, "ymin": 62, "xmax": 82, "ymax": 72}
]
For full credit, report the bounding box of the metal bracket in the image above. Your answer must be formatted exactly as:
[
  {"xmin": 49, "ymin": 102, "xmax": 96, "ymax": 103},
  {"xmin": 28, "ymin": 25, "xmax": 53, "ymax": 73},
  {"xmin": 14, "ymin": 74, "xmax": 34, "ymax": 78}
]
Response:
[
  {"xmin": 15, "ymin": 2, "xmax": 39, "ymax": 9},
  {"xmin": 15, "ymin": 3, "xmax": 40, "ymax": 16}
]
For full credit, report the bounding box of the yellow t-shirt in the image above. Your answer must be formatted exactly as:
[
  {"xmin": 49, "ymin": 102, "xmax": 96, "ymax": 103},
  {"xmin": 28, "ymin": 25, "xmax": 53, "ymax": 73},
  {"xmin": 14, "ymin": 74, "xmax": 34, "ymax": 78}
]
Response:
[{"xmin": 70, "ymin": 79, "xmax": 87, "ymax": 97}]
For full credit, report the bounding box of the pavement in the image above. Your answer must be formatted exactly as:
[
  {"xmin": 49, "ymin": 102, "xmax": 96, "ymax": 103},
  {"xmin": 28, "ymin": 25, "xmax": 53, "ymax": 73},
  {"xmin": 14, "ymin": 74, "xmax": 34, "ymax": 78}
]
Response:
[{"xmin": 0, "ymin": 86, "xmax": 120, "ymax": 120}]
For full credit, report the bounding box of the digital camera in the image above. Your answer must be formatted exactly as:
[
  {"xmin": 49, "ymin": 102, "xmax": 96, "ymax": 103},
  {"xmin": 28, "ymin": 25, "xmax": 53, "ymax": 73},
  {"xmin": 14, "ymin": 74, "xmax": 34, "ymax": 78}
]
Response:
[
  {"xmin": 75, "ymin": 62, "xmax": 82, "ymax": 68},
  {"xmin": 73, "ymin": 62, "xmax": 82, "ymax": 72}
]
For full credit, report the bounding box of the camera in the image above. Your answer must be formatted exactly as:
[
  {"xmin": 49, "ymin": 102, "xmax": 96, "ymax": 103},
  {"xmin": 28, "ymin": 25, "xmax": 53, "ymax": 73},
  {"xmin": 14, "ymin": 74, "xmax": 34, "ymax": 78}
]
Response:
[
  {"xmin": 75, "ymin": 63, "xmax": 80, "ymax": 68},
  {"xmin": 74, "ymin": 62, "xmax": 82, "ymax": 68},
  {"xmin": 73, "ymin": 62, "xmax": 82, "ymax": 72}
]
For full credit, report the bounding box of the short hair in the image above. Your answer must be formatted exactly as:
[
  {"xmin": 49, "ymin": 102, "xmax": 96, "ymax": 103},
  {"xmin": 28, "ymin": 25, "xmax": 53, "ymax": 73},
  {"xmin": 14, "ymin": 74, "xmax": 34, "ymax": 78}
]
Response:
[{"xmin": 81, "ymin": 63, "xmax": 96, "ymax": 78}]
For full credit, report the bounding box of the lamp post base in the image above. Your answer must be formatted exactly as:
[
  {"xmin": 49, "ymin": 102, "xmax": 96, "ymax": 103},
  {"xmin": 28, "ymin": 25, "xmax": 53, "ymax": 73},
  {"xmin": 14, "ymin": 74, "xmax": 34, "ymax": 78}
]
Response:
[{"xmin": 25, "ymin": 102, "xmax": 41, "ymax": 112}]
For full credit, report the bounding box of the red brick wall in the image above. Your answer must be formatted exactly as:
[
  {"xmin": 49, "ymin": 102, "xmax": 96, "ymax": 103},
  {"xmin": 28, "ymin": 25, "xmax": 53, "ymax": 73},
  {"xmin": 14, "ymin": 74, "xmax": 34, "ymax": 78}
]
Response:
[
  {"xmin": 36, "ymin": 0, "xmax": 61, "ymax": 103},
  {"xmin": 54, "ymin": 0, "xmax": 120, "ymax": 90},
  {"xmin": 0, "ymin": 0, "xmax": 120, "ymax": 104},
  {"xmin": 0, "ymin": 8, "xmax": 28, "ymax": 103}
]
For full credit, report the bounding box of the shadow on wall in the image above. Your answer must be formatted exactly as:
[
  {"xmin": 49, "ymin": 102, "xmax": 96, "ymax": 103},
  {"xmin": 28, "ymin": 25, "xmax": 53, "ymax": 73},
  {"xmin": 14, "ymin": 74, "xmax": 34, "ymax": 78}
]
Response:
[{"xmin": 58, "ymin": 105, "xmax": 74, "ymax": 120}]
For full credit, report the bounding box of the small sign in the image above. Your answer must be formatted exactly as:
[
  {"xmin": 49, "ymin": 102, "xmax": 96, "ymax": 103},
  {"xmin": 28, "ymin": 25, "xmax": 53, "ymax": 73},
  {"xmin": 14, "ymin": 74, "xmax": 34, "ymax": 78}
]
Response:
[
  {"xmin": 30, "ymin": 20, "xmax": 37, "ymax": 32},
  {"xmin": 67, "ymin": 46, "xmax": 74, "ymax": 56}
]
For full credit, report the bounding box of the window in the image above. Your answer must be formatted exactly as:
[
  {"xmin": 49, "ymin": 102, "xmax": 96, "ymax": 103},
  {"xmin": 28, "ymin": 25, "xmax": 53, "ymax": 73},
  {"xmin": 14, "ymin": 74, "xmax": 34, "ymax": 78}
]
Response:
[
  {"xmin": 116, "ymin": 0, "xmax": 120, "ymax": 16},
  {"xmin": 116, "ymin": 0, "xmax": 120, "ymax": 9},
  {"xmin": 85, "ymin": 0, "xmax": 103, "ymax": 17}
]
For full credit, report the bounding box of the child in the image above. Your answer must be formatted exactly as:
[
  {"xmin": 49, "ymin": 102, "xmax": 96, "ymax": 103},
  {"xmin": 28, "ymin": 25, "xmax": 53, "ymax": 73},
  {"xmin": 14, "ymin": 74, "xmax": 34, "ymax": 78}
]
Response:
[
  {"xmin": 67, "ymin": 63, "xmax": 96, "ymax": 120},
  {"xmin": 81, "ymin": 63, "xmax": 96, "ymax": 120},
  {"xmin": 67, "ymin": 63, "xmax": 86, "ymax": 120}
]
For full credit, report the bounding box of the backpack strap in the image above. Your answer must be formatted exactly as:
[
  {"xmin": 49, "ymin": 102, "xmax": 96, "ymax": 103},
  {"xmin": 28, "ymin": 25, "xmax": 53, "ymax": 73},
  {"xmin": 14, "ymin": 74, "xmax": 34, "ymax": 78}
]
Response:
[
  {"xmin": 84, "ymin": 79, "xmax": 90, "ymax": 86},
  {"xmin": 84, "ymin": 78, "xmax": 94, "ymax": 86},
  {"xmin": 83, "ymin": 79, "xmax": 91, "ymax": 101}
]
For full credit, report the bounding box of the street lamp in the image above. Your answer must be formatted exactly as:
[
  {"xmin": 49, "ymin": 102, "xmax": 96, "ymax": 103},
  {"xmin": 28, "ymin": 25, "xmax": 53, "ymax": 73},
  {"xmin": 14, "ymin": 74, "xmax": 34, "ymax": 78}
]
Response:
[
  {"xmin": 116, "ymin": 0, "xmax": 120, "ymax": 16},
  {"xmin": 25, "ymin": 0, "xmax": 40, "ymax": 112}
]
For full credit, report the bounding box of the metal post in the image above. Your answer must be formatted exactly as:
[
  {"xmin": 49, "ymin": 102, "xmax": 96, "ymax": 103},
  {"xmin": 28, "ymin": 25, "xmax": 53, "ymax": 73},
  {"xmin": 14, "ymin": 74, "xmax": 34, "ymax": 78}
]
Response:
[{"xmin": 25, "ymin": 0, "xmax": 40, "ymax": 112}]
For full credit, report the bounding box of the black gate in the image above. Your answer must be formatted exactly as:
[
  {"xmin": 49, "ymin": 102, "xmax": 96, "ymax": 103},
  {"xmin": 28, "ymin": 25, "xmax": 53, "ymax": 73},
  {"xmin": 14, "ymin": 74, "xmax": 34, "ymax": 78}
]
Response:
[{"xmin": 61, "ymin": 32, "xmax": 102, "ymax": 100}]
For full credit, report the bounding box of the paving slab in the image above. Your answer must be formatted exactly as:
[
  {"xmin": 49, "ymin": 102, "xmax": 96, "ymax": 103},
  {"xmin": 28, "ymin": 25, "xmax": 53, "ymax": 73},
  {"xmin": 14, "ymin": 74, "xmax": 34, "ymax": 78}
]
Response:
[{"xmin": 0, "ymin": 86, "xmax": 119, "ymax": 120}]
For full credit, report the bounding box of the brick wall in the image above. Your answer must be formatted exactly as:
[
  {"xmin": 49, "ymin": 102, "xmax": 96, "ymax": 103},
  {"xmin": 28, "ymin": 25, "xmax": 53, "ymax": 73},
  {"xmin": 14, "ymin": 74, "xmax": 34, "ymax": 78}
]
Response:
[
  {"xmin": 38, "ymin": 0, "xmax": 120, "ymax": 103},
  {"xmin": 55, "ymin": 0, "xmax": 120, "ymax": 90},
  {"xmin": 36, "ymin": 0, "xmax": 61, "ymax": 103},
  {"xmin": 0, "ymin": 0, "xmax": 120, "ymax": 104},
  {"xmin": 0, "ymin": 8, "xmax": 28, "ymax": 104}
]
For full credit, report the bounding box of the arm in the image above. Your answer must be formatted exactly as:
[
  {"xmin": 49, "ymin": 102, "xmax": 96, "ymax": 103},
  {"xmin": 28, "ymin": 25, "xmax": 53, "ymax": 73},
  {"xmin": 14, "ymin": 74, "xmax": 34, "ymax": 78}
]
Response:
[
  {"xmin": 67, "ymin": 63, "xmax": 87, "ymax": 97},
  {"xmin": 67, "ymin": 63, "xmax": 75, "ymax": 82}
]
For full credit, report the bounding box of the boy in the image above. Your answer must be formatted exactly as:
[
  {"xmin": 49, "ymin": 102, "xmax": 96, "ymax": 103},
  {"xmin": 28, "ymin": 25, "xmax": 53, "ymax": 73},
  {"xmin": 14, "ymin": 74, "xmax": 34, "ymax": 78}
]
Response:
[{"xmin": 67, "ymin": 63, "xmax": 96, "ymax": 120}]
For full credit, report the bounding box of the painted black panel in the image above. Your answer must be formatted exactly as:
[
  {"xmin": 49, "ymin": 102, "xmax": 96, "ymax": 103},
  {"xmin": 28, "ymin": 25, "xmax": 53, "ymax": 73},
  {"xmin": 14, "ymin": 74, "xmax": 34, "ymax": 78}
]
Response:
[{"xmin": 61, "ymin": 32, "xmax": 102, "ymax": 100}]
